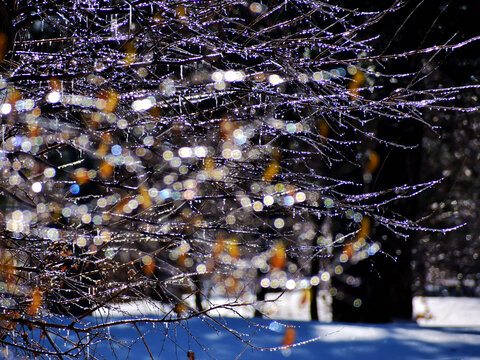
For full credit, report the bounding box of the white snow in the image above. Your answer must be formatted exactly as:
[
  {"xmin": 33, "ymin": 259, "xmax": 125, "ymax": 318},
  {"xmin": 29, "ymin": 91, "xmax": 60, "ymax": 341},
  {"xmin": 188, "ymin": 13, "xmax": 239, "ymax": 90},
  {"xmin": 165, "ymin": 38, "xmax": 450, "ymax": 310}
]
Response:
[
  {"xmin": 87, "ymin": 296, "xmax": 480, "ymax": 359},
  {"xmin": 413, "ymin": 296, "xmax": 480, "ymax": 327}
]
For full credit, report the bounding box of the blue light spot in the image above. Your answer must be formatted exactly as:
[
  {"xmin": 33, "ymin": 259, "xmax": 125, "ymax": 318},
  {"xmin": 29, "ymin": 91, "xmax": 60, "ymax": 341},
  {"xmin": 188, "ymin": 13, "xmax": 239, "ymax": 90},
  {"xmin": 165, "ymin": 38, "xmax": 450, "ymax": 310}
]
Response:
[
  {"xmin": 367, "ymin": 243, "xmax": 380, "ymax": 256},
  {"xmin": 70, "ymin": 184, "xmax": 80, "ymax": 194},
  {"xmin": 159, "ymin": 189, "xmax": 171, "ymax": 199},
  {"xmin": 12, "ymin": 136, "xmax": 22, "ymax": 147},
  {"xmin": 286, "ymin": 123, "xmax": 296, "ymax": 133},
  {"xmin": 111, "ymin": 145, "xmax": 122, "ymax": 156},
  {"xmin": 283, "ymin": 195, "xmax": 295, "ymax": 206},
  {"xmin": 171, "ymin": 191, "xmax": 181, "ymax": 200},
  {"xmin": 268, "ymin": 321, "xmax": 283, "ymax": 333}
]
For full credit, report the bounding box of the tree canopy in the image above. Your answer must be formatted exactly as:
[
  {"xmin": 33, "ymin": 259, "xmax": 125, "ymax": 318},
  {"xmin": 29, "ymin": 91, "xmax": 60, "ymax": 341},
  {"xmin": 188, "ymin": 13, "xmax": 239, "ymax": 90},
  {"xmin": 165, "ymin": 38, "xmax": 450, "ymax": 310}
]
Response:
[{"xmin": 0, "ymin": 0, "xmax": 479, "ymax": 358}]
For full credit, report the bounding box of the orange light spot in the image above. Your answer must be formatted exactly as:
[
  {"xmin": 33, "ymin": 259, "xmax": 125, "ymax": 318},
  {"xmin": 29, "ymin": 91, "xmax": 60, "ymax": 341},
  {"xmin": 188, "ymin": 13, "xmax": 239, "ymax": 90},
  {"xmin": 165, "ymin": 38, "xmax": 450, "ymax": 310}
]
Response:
[
  {"xmin": 270, "ymin": 242, "xmax": 286, "ymax": 270},
  {"xmin": 356, "ymin": 217, "xmax": 371, "ymax": 241},
  {"xmin": 177, "ymin": 253, "xmax": 187, "ymax": 267},
  {"xmin": 224, "ymin": 275, "xmax": 239, "ymax": 295},
  {"xmin": 187, "ymin": 350, "xmax": 195, "ymax": 360},
  {"xmin": 27, "ymin": 287, "xmax": 43, "ymax": 316},
  {"xmin": 282, "ymin": 327, "xmax": 296, "ymax": 347},
  {"xmin": 174, "ymin": 302, "xmax": 187, "ymax": 316},
  {"xmin": 143, "ymin": 259, "xmax": 156, "ymax": 276},
  {"xmin": 99, "ymin": 161, "xmax": 114, "ymax": 179},
  {"xmin": 96, "ymin": 143, "xmax": 109, "ymax": 157},
  {"xmin": 366, "ymin": 151, "xmax": 380, "ymax": 174},
  {"xmin": 123, "ymin": 40, "xmax": 137, "ymax": 66},
  {"xmin": 220, "ymin": 118, "xmax": 236, "ymax": 139},
  {"xmin": 7, "ymin": 88, "xmax": 21, "ymax": 107},
  {"xmin": 29, "ymin": 124, "xmax": 40, "ymax": 138},
  {"xmin": 318, "ymin": 119, "xmax": 329, "ymax": 139},
  {"xmin": 102, "ymin": 133, "xmax": 112, "ymax": 143},
  {"xmin": 263, "ymin": 160, "xmax": 280, "ymax": 183},
  {"xmin": 32, "ymin": 107, "xmax": 42, "ymax": 117},
  {"xmin": 342, "ymin": 242, "xmax": 354, "ymax": 260},
  {"xmin": 49, "ymin": 77, "xmax": 62, "ymax": 92},
  {"xmin": 213, "ymin": 235, "xmax": 225, "ymax": 259},
  {"xmin": 113, "ymin": 197, "xmax": 129, "ymax": 215},
  {"xmin": 0, "ymin": 251, "xmax": 16, "ymax": 286},
  {"xmin": 349, "ymin": 71, "xmax": 365, "ymax": 99},
  {"xmin": 97, "ymin": 133, "xmax": 112, "ymax": 157},
  {"xmin": 227, "ymin": 239, "xmax": 240, "ymax": 259},
  {"xmin": 74, "ymin": 168, "xmax": 89, "ymax": 185},
  {"xmin": 149, "ymin": 106, "xmax": 162, "ymax": 118},
  {"xmin": 176, "ymin": 5, "xmax": 187, "ymax": 19},
  {"xmin": 100, "ymin": 90, "xmax": 118, "ymax": 113},
  {"xmin": 300, "ymin": 289, "xmax": 310, "ymax": 306},
  {"xmin": 139, "ymin": 185, "xmax": 152, "ymax": 209},
  {"xmin": 204, "ymin": 157, "xmax": 215, "ymax": 172}
]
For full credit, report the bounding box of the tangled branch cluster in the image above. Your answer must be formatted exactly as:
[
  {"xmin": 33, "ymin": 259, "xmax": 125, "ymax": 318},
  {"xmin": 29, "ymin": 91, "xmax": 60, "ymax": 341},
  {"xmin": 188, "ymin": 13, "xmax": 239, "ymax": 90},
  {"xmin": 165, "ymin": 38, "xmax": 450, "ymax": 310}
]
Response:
[{"xmin": 0, "ymin": 0, "xmax": 477, "ymax": 358}]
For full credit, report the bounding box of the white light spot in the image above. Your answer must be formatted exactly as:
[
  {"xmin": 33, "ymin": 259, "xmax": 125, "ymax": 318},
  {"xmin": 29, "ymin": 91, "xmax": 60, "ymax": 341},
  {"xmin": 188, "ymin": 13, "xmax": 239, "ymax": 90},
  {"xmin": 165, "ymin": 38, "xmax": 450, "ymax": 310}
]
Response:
[
  {"xmin": 178, "ymin": 147, "xmax": 193, "ymax": 158},
  {"xmin": 76, "ymin": 236, "xmax": 87, "ymax": 247},
  {"xmin": 252, "ymin": 201, "xmax": 264, "ymax": 212},
  {"xmin": 214, "ymin": 81, "xmax": 226, "ymax": 91},
  {"xmin": 132, "ymin": 97, "xmax": 155, "ymax": 112},
  {"xmin": 274, "ymin": 218, "xmax": 285, "ymax": 229},
  {"xmin": 312, "ymin": 71, "xmax": 324, "ymax": 82},
  {"xmin": 31, "ymin": 182, "xmax": 42, "ymax": 193},
  {"xmin": 47, "ymin": 228, "xmax": 59, "ymax": 241},
  {"xmin": 268, "ymin": 74, "xmax": 284, "ymax": 86},
  {"xmin": 224, "ymin": 70, "xmax": 245, "ymax": 82},
  {"xmin": 1, "ymin": 103, "xmax": 12, "ymax": 115},
  {"xmin": 194, "ymin": 146, "xmax": 207, "ymax": 157},
  {"xmin": 231, "ymin": 149, "xmax": 242, "ymax": 160},
  {"xmin": 211, "ymin": 71, "xmax": 224, "ymax": 82},
  {"xmin": 285, "ymin": 279, "xmax": 296, "ymax": 290},
  {"xmin": 249, "ymin": 2, "xmax": 265, "ymax": 14},
  {"xmin": 196, "ymin": 264, "xmax": 207, "ymax": 274},
  {"xmin": 46, "ymin": 91, "xmax": 61, "ymax": 104},
  {"xmin": 260, "ymin": 278, "xmax": 270, "ymax": 288},
  {"xmin": 297, "ymin": 73, "xmax": 309, "ymax": 83},
  {"xmin": 321, "ymin": 271, "xmax": 331, "ymax": 282},
  {"xmin": 295, "ymin": 192, "xmax": 306, "ymax": 202},
  {"xmin": 263, "ymin": 195, "xmax": 274, "ymax": 206},
  {"xmin": 43, "ymin": 167, "xmax": 56, "ymax": 178}
]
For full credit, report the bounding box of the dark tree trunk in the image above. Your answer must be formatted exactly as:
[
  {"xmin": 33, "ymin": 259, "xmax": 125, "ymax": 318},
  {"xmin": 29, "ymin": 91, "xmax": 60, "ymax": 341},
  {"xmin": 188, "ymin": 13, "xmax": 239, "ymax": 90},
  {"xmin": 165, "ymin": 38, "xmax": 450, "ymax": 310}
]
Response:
[
  {"xmin": 310, "ymin": 237, "xmax": 320, "ymax": 321},
  {"xmin": 332, "ymin": 119, "xmax": 422, "ymax": 323},
  {"xmin": 254, "ymin": 284, "xmax": 266, "ymax": 318},
  {"xmin": 374, "ymin": 120, "xmax": 423, "ymax": 320},
  {"xmin": 192, "ymin": 275, "xmax": 204, "ymax": 312}
]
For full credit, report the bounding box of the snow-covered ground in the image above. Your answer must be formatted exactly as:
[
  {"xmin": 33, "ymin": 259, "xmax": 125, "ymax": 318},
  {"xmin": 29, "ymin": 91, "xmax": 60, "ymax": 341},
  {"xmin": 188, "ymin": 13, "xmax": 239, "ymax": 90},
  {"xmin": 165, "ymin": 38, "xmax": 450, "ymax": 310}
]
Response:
[
  {"xmin": 413, "ymin": 296, "xmax": 480, "ymax": 327},
  {"xmin": 86, "ymin": 296, "xmax": 480, "ymax": 360},
  {"xmin": 88, "ymin": 315, "xmax": 480, "ymax": 360}
]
